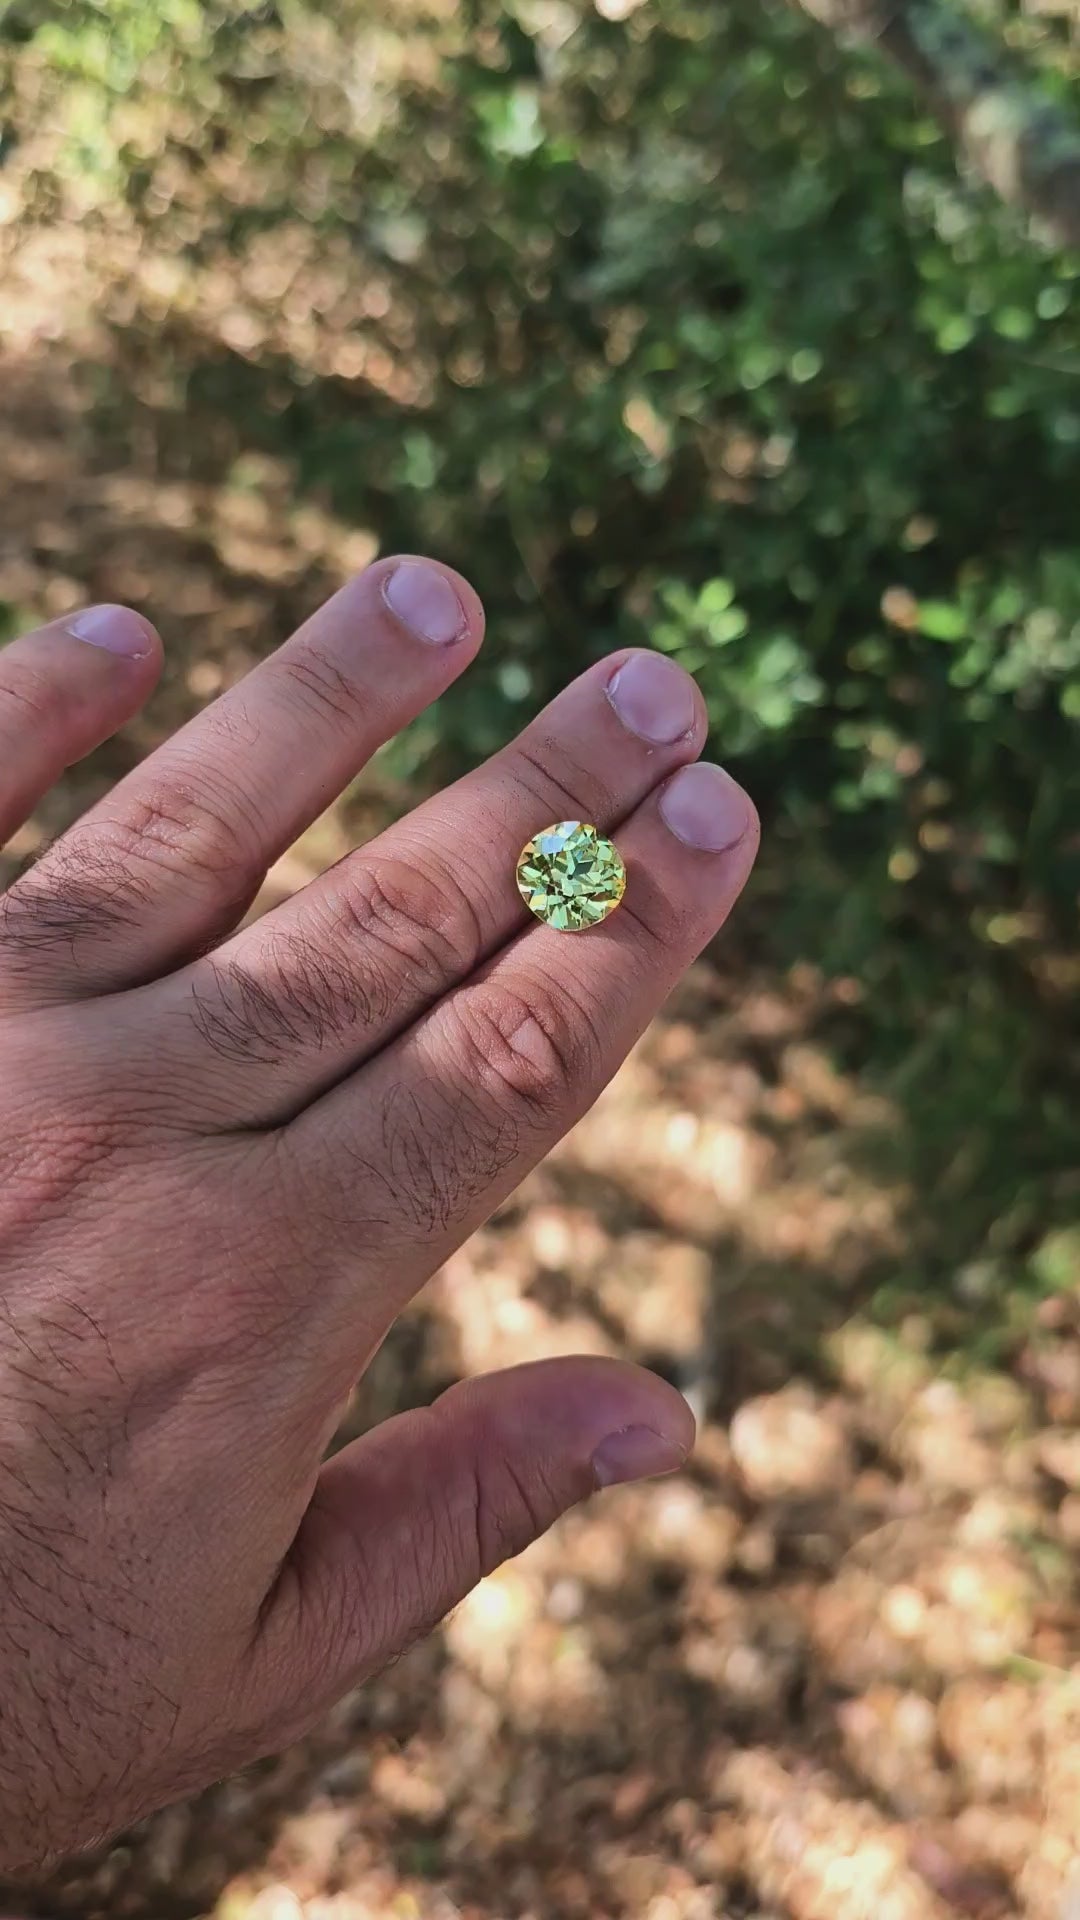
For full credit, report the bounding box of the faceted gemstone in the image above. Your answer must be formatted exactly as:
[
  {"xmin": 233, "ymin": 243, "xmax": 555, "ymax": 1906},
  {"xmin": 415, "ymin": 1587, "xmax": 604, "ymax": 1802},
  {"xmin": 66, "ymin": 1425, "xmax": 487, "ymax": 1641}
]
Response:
[{"xmin": 515, "ymin": 820, "xmax": 626, "ymax": 932}]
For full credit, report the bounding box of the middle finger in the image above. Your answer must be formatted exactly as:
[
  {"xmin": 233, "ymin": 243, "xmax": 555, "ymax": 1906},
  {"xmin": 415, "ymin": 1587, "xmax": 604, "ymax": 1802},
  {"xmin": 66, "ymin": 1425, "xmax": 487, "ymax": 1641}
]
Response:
[{"xmin": 156, "ymin": 648, "xmax": 705, "ymax": 1123}]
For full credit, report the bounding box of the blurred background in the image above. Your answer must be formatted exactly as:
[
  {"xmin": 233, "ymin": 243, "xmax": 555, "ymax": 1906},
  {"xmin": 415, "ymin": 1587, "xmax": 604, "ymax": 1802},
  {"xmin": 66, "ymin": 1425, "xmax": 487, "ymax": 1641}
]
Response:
[{"xmin": 1, "ymin": 1, "xmax": 1079, "ymax": 1915}]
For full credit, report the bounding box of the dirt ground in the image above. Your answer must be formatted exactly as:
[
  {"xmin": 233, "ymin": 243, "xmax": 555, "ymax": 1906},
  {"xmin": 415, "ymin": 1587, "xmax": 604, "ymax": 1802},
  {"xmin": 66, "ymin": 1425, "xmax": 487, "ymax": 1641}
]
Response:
[{"xmin": 1, "ymin": 256, "xmax": 1079, "ymax": 1919}]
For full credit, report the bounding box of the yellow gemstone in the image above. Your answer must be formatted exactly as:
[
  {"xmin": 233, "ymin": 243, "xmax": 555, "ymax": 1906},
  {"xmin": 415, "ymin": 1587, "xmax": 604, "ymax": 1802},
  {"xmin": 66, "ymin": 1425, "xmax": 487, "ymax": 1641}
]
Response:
[{"xmin": 515, "ymin": 820, "xmax": 626, "ymax": 932}]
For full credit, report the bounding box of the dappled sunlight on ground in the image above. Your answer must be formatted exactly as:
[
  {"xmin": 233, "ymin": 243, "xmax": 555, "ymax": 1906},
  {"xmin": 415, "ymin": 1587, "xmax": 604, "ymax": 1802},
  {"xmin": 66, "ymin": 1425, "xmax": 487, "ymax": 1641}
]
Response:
[
  {"xmin": 1, "ymin": 93, "xmax": 1079, "ymax": 1920},
  {"xmin": 2, "ymin": 316, "xmax": 1079, "ymax": 1916}
]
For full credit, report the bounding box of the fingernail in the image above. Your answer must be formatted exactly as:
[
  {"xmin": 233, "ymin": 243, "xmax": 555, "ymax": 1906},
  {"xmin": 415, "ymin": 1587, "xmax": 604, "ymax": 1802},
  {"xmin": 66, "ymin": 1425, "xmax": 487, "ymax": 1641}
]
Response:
[
  {"xmin": 659, "ymin": 761, "xmax": 752, "ymax": 852},
  {"xmin": 382, "ymin": 561, "xmax": 466, "ymax": 646},
  {"xmin": 66, "ymin": 604, "xmax": 153, "ymax": 659},
  {"xmin": 606, "ymin": 653, "xmax": 698, "ymax": 744},
  {"xmin": 592, "ymin": 1425, "xmax": 688, "ymax": 1489}
]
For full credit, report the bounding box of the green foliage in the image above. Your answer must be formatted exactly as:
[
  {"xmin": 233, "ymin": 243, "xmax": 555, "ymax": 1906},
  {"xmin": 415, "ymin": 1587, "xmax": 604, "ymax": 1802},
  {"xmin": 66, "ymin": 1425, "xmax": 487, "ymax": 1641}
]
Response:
[{"xmin": 2, "ymin": 0, "xmax": 1077, "ymax": 1265}]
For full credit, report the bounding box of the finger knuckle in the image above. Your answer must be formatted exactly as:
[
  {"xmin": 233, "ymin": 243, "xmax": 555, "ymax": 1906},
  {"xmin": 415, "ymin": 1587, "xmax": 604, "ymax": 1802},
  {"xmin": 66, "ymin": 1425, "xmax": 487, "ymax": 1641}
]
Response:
[
  {"xmin": 294, "ymin": 1489, "xmax": 448, "ymax": 1690},
  {"xmin": 617, "ymin": 883, "xmax": 686, "ymax": 952},
  {"xmin": 330, "ymin": 853, "xmax": 485, "ymax": 1000},
  {"xmin": 117, "ymin": 775, "xmax": 263, "ymax": 904},
  {"xmin": 449, "ymin": 977, "xmax": 586, "ymax": 1124},
  {"xmin": 0, "ymin": 667, "xmax": 54, "ymax": 735},
  {"xmin": 511, "ymin": 735, "xmax": 616, "ymax": 823},
  {"xmin": 275, "ymin": 646, "xmax": 363, "ymax": 733},
  {"xmin": 470, "ymin": 1450, "xmax": 556, "ymax": 1578},
  {"xmin": 2, "ymin": 778, "xmax": 263, "ymax": 965}
]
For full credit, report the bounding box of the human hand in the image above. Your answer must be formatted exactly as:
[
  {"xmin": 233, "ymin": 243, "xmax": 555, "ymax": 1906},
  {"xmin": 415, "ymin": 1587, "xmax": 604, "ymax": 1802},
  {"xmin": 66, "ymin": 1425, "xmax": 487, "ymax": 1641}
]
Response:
[{"xmin": 0, "ymin": 558, "xmax": 758, "ymax": 1869}]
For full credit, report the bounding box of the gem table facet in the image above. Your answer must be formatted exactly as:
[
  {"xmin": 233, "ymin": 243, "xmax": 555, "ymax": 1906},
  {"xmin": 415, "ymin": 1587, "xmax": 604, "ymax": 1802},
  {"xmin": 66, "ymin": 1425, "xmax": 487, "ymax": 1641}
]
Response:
[{"xmin": 515, "ymin": 820, "xmax": 626, "ymax": 932}]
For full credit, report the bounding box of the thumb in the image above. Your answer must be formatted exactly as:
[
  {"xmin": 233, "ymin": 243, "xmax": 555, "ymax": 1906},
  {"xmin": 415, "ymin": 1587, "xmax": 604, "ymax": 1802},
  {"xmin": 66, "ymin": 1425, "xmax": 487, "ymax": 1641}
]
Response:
[{"xmin": 254, "ymin": 1356, "xmax": 693, "ymax": 1731}]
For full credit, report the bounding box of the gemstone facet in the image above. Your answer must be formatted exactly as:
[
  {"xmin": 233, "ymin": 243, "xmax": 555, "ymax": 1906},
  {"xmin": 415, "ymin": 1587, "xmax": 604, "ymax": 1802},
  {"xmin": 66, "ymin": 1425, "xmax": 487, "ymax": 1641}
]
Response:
[{"xmin": 515, "ymin": 820, "xmax": 626, "ymax": 932}]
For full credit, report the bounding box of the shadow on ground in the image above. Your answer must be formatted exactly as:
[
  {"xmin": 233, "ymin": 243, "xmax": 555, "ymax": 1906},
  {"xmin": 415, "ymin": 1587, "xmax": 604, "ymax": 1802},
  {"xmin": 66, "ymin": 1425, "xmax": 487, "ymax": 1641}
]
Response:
[{"xmin": 1, "ymin": 317, "xmax": 1078, "ymax": 1920}]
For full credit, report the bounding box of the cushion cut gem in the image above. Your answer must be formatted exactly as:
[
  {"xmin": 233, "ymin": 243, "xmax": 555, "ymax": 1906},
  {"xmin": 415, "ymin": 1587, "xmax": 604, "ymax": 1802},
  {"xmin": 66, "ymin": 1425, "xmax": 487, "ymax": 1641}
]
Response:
[{"xmin": 515, "ymin": 820, "xmax": 626, "ymax": 932}]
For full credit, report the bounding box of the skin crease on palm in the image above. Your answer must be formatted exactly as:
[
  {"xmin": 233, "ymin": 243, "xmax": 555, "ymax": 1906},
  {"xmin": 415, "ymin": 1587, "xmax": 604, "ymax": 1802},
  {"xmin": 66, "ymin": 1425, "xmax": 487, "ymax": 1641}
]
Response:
[{"xmin": 0, "ymin": 554, "xmax": 759, "ymax": 1871}]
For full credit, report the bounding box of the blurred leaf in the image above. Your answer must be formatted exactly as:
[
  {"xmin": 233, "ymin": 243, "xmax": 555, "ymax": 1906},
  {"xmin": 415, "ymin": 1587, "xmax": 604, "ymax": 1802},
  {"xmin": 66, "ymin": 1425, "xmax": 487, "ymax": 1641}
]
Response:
[{"xmin": 918, "ymin": 600, "xmax": 968, "ymax": 640}]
